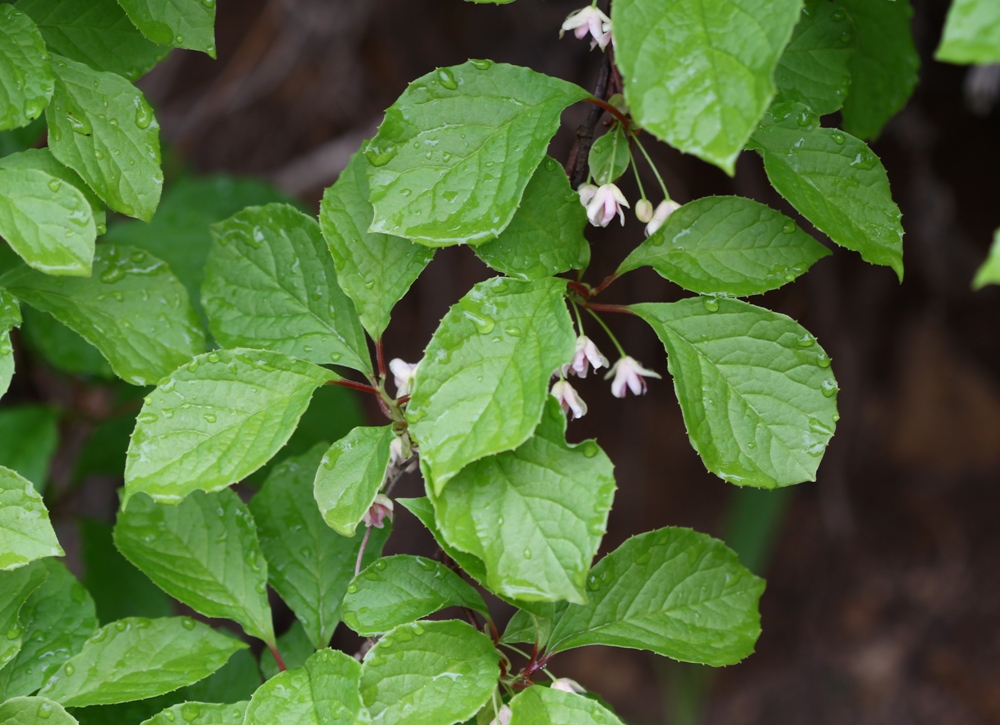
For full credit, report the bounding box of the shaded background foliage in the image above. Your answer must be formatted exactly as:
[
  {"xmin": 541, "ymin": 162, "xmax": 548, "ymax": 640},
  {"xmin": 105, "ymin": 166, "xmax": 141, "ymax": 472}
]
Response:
[{"xmin": 4, "ymin": 0, "xmax": 1000, "ymax": 722}]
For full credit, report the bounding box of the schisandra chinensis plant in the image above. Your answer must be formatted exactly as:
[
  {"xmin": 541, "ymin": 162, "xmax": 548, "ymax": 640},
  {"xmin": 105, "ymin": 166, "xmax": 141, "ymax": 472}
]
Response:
[{"xmin": 3, "ymin": 0, "xmax": 996, "ymax": 721}]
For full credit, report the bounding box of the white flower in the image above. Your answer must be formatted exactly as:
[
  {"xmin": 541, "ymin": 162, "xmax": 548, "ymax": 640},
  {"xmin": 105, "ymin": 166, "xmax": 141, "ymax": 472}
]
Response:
[
  {"xmin": 569, "ymin": 335, "xmax": 609, "ymax": 378},
  {"xmin": 579, "ymin": 183, "xmax": 629, "ymax": 227},
  {"xmin": 560, "ymin": 6, "xmax": 612, "ymax": 50},
  {"xmin": 645, "ymin": 200, "xmax": 681, "ymax": 237},
  {"xmin": 489, "ymin": 705, "xmax": 512, "ymax": 725},
  {"xmin": 551, "ymin": 678, "xmax": 586, "ymax": 694},
  {"xmin": 389, "ymin": 435, "xmax": 411, "ymax": 466},
  {"xmin": 389, "ymin": 358, "xmax": 419, "ymax": 397},
  {"xmin": 551, "ymin": 379, "xmax": 588, "ymax": 420},
  {"xmin": 605, "ymin": 356, "xmax": 661, "ymax": 398},
  {"xmin": 635, "ymin": 199, "xmax": 654, "ymax": 224},
  {"xmin": 362, "ymin": 494, "xmax": 394, "ymax": 529}
]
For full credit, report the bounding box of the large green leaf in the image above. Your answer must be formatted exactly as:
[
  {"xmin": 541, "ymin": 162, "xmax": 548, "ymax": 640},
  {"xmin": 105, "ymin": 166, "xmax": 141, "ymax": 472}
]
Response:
[
  {"xmin": 397, "ymin": 498, "xmax": 490, "ymax": 587},
  {"xmin": 0, "ymin": 406, "xmax": 59, "ymax": 492},
  {"xmin": 116, "ymin": 0, "xmax": 216, "ymax": 56},
  {"xmin": 184, "ymin": 648, "xmax": 260, "ymax": 704},
  {"xmin": 0, "ymin": 166, "xmax": 95, "ymax": 276},
  {"xmin": 0, "ymin": 465, "xmax": 62, "ymax": 570},
  {"xmin": 320, "ymin": 151, "xmax": 434, "ymax": 341},
  {"xmin": 251, "ymin": 446, "xmax": 390, "ymax": 650},
  {"xmin": 38, "ymin": 617, "xmax": 246, "ymax": 708},
  {"xmin": 473, "ymin": 157, "xmax": 590, "ymax": 281},
  {"xmin": 432, "ymin": 399, "xmax": 615, "ymax": 603},
  {"xmin": 124, "ymin": 349, "xmax": 336, "ymax": 505},
  {"xmin": 512, "ymin": 528, "xmax": 764, "ymax": 666},
  {"xmin": 19, "ymin": 307, "xmax": 114, "ymax": 379},
  {"xmin": 0, "ymin": 331, "xmax": 12, "ymax": 400},
  {"xmin": 0, "ymin": 5, "xmax": 53, "ymax": 132},
  {"xmin": 313, "ymin": 425, "xmax": 393, "ymax": 538},
  {"xmin": 633, "ymin": 298, "xmax": 838, "ymax": 488},
  {"xmin": 751, "ymin": 106, "xmax": 903, "ymax": 279},
  {"xmin": 936, "ymin": 0, "xmax": 1000, "ymax": 64},
  {"xmin": 0, "ymin": 560, "xmax": 97, "ymax": 700},
  {"xmin": 366, "ymin": 61, "xmax": 589, "ymax": 245},
  {"xmin": 16, "ymin": 0, "xmax": 169, "ymax": 81},
  {"xmin": 0, "ymin": 696, "xmax": 79, "ymax": 724},
  {"xmin": 244, "ymin": 649, "xmax": 369, "ymax": 725},
  {"xmin": 114, "ymin": 490, "xmax": 275, "ymax": 645},
  {"xmin": 839, "ymin": 0, "xmax": 918, "ymax": 140},
  {"xmin": 508, "ymin": 687, "xmax": 623, "ymax": 725},
  {"xmin": 46, "ymin": 55, "xmax": 162, "ymax": 221},
  {"xmin": 359, "ymin": 620, "xmax": 499, "ymax": 725},
  {"xmin": 203, "ymin": 203, "xmax": 371, "ymax": 375},
  {"xmin": 1, "ymin": 244, "xmax": 206, "ymax": 385},
  {"xmin": 617, "ymin": 196, "xmax": 830, "ymax": 296},
  {"xmin": 0, "ymin": 562, "xmax": 48, "ymax": 670},
  {"xmin": 774, "ymin": 0, "xmax": 856, "ymax": 116},
  {"xmin": 342, "ymin": 555, "xmax": 488, "ymax": 636},
  {"xmin": 140, "ymin": 701, "xmax": 249, "ymax": 725},
  {"xmin": 973, "ymin": 228, "xmax": 1000, "ymax": 290},
  {"xmin": 407, "ymin": 276, "xmax": 575, "ymax": 493},
  {"xmin": 612, "ymin": 0, "xmax": 803, "ymax": 174}
]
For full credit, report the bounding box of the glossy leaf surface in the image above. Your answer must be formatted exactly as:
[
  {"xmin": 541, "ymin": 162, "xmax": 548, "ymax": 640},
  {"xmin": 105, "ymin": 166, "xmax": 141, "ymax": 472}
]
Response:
[
  {"xmin": 508, "ymin": 687, "xmax": 623, "ymax": 725},
  {"xmin": 0, "ymin": 696, "xmax": 78, "ymax": 724},
  {"xmin": 0, "ymin": 562, "xmax": 48, "ymax": 670},
  {"xmin": 0, "ymin": 465, "xmax": 62, "ymax": 570},
  {"xmin": 116, "ymin": 0, "xmax": 216, "ymax": 56},
  {"xmin": 140, "ymin": 701, "xmax": 249, "ymax": 725},
  {"xmin": 937, "ymin": 0, "xmax": 1000, "ymax": 64},
  {"xmin": 312, "ymin": 425, "xmax": 393, "ymax": 538},
  {"xmin": 0, "ymin": 5, "xmax": 53, "ymax": 131}
]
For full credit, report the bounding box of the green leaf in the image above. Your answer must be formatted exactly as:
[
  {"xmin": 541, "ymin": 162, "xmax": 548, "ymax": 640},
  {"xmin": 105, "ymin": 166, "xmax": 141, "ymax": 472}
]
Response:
[
  {"xmin": 116, "ymin": 0, "xmax": 216, "ymax": 56},
  {"xmin": 342, "ymin": 555, "xmax": 489, "ymax": 636},
  {"xmin": 0, "ymin": 331, "xmax": 12, "ymax": 400},
  {"xmin": 123, "ymin": 349, "xmax": 336, "ymax": 505},
  {"xmin": 0, "ymin": 562, "xmax": 49, "ymax": 670},
  {"xmin": 973, "ymin": 228, "xmax": 1000, "ymax": 290},
  {"xmin": 432, "ymin": 399, "xmax": 615, "ymax": 603},
  {"xmin": 407, "ymin": 276, "xmax": 575, "ymax": 493},
  {"xmin": 0, "ymin": 465, "xmax": 62, "ymax": 570},
  {"xmin": 0, "ymin": 5, "xmax": 54, "ymax": 131},
  {"xmin": 587, "ymin": 125, "xmax": 630, "ymax": 186},
  {"xmin": 38, "ymin": 617, "xmax": 247, "ymax": 708},
  {"xmin": 1, "ymin": 288, "xmax": 20, "ymax": 330},
  {"xmin": 751, "ymin": 106, "xmax": 903, "ymax": 279},
  {"xmin": 397, "ymin": 498, "xmax": 490, "ymax": 587},
  {"xmin": 359, "ymin": 620, "xmax": 499, "ymax": 725},
  {"xmin": 774, "ymin": 0, "xmax": 856, "ymax": 116},
  {"xmin": 0, "ymin": 166, "xmax": 95, "ymax": 276},
  {"xmin": 244, "ymin": 648, "xmax": 369, "ymax": 725},
  {"xmin": 0, "ymin": 406, "xmax": 59, "ymax": 492},
  {"xmin": 1, "ymin": 244, "xmax": 206, "ymax": 385},
  {"xmin": 526, "ymin": 528, "xmax": 763, "ymax": 666},
  {"xmin": 313, "ymin": 425, "xmax": 393, "ymax": 538},
  {"xmin": 473, "ymin": 157, "xmax": 590, "ymax": 281},
  {"xmin": 320, "ymin": 150, "xmax": 434, "ymax": 341},
  {"xmin": 184, "ymin": 648, "xmax": 261, "ymax": 704},
  {"xmin": 633, "ymin": 298, "xmax": 838, "ymax": 488},
  {"xmin": 616, "ymin": 196, "xmax": 830, "ymax": 296},
  {"xmin": 0, "ymin": 148, "xmax": 106, "ymax": 234},
  {"xmin": 366, "ymin": 61, "xmax": 589, "ymax": 245},
  {"xmin": 46, "ymin": 54, "xmax": 162, "ymax": 221},
  {"xmin": 0, "ymin": 559, "xmax": 97, "ymax": 700},
  {"xmin": 70, "ymin": 692, "xmax": 185, "ymax": 725},
  {"xmin": 508, "ymin": 687, "xmax": 624, "ymax": 725},
  {"xmin": 140, "ymin": 701, "xmax": 249, "ymax": 725},
  {"xmin": 19, "ymin": 307, "xmax": 114, "ymax": 379},
  {"xmin": 203, "ymin": 203, "xmax": 371, "ymax": 375},
  {"xmin": 16, "ymin": 0, "xmax": 170, "ymax": 81},
  {"xmin": 0, "ymin": 696, "xmax": 79, "ymax": 724},
  {"xmin": 839, "ymin": 0, "xmax": 918, "ymax": 140},
  {"xmin": 258, "ymin": 620, "xmax": 312, "ymax": 681},
  {"xmin": 612, "ymin": 0, "xmax": 802, "ymax": 174},
  {"xmin": 937, "ymin": 0, "xmax": 1000, "ymax": 64},
  {"xmin": 114, "ymin": 490, "xmax": 275, "ymax": 645}
]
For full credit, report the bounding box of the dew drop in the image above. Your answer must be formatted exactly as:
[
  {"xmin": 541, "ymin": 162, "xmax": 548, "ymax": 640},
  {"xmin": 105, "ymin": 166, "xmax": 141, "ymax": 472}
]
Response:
[
  {"xmin": 831, "ymin": 131, "xmax": 846, "ymax": 145},
  {"xmin": 181, "ymin": 617, "xmax": 196, "ymax": 630},
  {"xmin": 816, "ymin": 352, "xmax": 832, "ymax": 368},
  {"xmin": 702, "ymin": 296, "xmax": 720, "ymax": 312},
  {"xmin": 437, "ymin": 67, "xmax": 459, "ymax": 90},
  {"xmin": 365, "ymin": 145, "xmax": 397, "ymax": 167},
  {"xmin": 820, "ymin": 378, "xmax": 838, "ymax": 397},
  {"xmin": 47, "ymin": 178, "xmax": 62, "ymax": 192},
  {"xmin": 797, "ymin": 334, "xmax": 814, "ymax": 347},
  {"xmin": 64, "ymin": 663, "xmax": 75, "ymax": 676},
  {"xmin": 782, "ymin": 220, "xmax": 796, "ymax": 234},
  {"xmin": 204, "ymin": 413, "xmax": 217, "ymax": 423},
  {"xmin": 470, "ymin": 59, "xmax": 492, "ymax": 70},
  {"xmin": 347, "ymin": 584, "xmax": 358, "ymax": 594},
  {"xmin": 207, "ymin": 352, "xmax": 221, "ymax": 363},
  {"xmin": 523, "ymin": 547, "xmax": 532, "ymax": 560},
  {"xmin": 37, "ymin": 702, "xmax": 54, "ymax": 719}
]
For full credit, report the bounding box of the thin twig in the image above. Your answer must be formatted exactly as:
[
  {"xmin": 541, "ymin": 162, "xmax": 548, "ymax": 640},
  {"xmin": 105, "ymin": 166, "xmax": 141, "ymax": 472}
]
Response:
[
  {"xmin": 355, "ymin": 526, "xmax": 373, "ymax": 577},
  {"xmin": 327, "ymin": 379, "xmax": 380, "ymax": 395},
  {"xmin": 268, "ymin": 643, "xmax": 287, "ymax": 672},
  {"xmin": 567, "ymin": 50, "xmax": 615, "ymax": 188},
  {"xmin": 583, "ymin": 302, "xmax": 635, "ymax": 315},
  {"xmin": 375, "ymin": 339, "xmax": 386, "ymax": 379}
]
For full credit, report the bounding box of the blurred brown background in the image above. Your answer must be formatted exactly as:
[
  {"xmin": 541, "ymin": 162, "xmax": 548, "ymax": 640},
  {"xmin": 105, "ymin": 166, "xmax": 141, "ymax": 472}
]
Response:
[{"xmin": 125, "ymin": 0, "xmax": 1000, "ymax": 722}]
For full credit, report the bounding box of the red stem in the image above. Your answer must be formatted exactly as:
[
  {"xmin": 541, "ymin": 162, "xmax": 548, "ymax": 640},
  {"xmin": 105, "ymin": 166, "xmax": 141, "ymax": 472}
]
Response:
[
  {"xmin": 591, "ymin": 274, "xmax": 618, "ymax": 297},
  {"xmin": 376, "ymin": 339, "xmax": 386, "ymax": 379},
  {"xmin": 583, "ymin": 97, "xmax": 630, "ymax": 130},
  {"xmin": 583, "ymin": 302, "xmax": 635, "ymax": 315},
  {"xmin": 566, "ymin": 280, "xmax": 591, "ymax": 300},
  {"xmin": 327, "ymin": 379, "xmax": 381, "ymax": 395},
  {"xmin": 268, "ymin": 644, "xmax": 287, "ymax": 672}
]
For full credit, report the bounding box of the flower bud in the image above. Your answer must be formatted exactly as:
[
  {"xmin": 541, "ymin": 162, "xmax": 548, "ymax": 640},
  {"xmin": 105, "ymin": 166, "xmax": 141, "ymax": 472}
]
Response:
[{"xmin": 636, "ymin": 199, "xmax": 654, "ymax": 223}]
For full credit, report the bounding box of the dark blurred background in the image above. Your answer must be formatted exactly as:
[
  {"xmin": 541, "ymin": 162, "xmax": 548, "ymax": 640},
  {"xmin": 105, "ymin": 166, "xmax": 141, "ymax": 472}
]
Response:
[{"xmin": 16, "ymin": 0, "xmax": 1000, "ymax": 722}]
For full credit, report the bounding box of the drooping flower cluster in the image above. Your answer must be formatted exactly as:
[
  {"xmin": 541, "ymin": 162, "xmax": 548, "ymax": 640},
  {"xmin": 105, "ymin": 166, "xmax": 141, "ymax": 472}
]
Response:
[
  {"xmin": 560, "ymin": 6, "xmax": 612, "ymax": 50},
  {"xmin": 551, "ymin": 334, "xmax": 659, "ymax": 418}
]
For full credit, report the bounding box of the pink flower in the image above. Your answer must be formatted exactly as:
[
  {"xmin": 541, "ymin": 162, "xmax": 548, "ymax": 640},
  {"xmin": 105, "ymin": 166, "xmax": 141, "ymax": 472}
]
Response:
[
  {"xmin": 551, "ymin": 379, "xmax": 588, "ymax": 420},
  {"xmin": 362, "ymin": 494, "xmax": 394, "ymax": 529},
  {"xmin": 389, "ymin": 435, "xmax": 411, "ymax": 466},
  {"xmin": 551, "ymin": 678, "xmax": 586, "ymax": 694},
  {"xmin": 578, "ymin": 183, "xmax": 629, "ymax": 227},
  {"xmin": 489, "ymin": 705, "xmax": 512, "ymax": 725},
  {"xmin": 389, "ymin": 358, "xmax": 419, "ymax": 397},
  {"xmin": 560, "ymin": 6, "xmax": 612, "ymax": 50},
  {"xmin": 569, "ymin": 335, "xmax": 608, "ymax": 378},
  {"xmin": 606, "ymin": 356, "xmax": 661, "ymax": 398},
  {"xmin": 645, "ymin": 200, "xmax": 681, "ymax": 237}
]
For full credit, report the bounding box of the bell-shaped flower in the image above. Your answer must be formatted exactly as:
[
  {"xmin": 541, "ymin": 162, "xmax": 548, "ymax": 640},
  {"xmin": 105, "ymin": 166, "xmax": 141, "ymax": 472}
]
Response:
[
  {"xmin": 579, "ymin": 183, "xmax": 629, "ymax": 227},
  {"xmin": 551, "ymin": 379, "xmax": 588, "ymax": 420},
  {"xmin": 551, "ymin": 678, "xmax": 587, "ymax": 694},
  {"xmin": 489, "ymin": 705, "xmax": 512, "ymax": 725},
  {"xmin": 569, "ymin": 335, "xmax": 609, "ymax": 378},
  {"xmin": 605, "ymin": 356, "xmax": 661, "ymax": 398},
  {"xmin": 389, "ymin": 434, "xmax": 411, "ymax": 467},
  {"xmin": 362, "ymin": 494, "xmax": 394, "ymax": 529},
  {"xmin": 389, "ymin": 358, "xmax": 419, "ymax": 397},
  {"xmin": 560, "ymin": 6, "xmax": 612, "ymax": 50},
  {"xmin": 645, "ymin": 200, "xmax": 681, "ymax": 237}
]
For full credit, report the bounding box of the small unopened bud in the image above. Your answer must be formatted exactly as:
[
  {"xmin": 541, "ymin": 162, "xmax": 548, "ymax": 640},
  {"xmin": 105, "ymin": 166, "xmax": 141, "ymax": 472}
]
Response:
[
  {"xmin": 636, "ymin": 199, "xmax": 654, "ymax": 223},
  {"xmin": 489, "ymin": 705, "xmax": 512, "ymax": 725},
  {"xmin": 551, "ymin": 678, "xmax": 586, "ymax": 694}
]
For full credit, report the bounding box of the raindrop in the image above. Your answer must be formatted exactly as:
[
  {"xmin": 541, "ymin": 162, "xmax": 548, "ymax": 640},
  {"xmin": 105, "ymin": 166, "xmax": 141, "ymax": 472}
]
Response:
[
  {"xmin": 47, "ymin": 178, "xmax": 62, "ymax": 192},
  {"xmin": 782, "ymin": 220, "xmax": 796, "ymax": 234},
  {"xmin": 820, "ymin": 378, "xmax": 838, "ymax": 397},
  {"xmin": 831, "ymin": 132, "xmax": 846, "ymax": 145},
  {"xmin": 702, "ymin": 296, "xmax": 720, "ymax": 312},
  {"xmin": 470, "ymin": 59, "xmax": 492, "ymax": 70},
  {"xmin": 204, "ymin": 413, "xmax": 217, "ymax": 423},
  {"xmin": 437, "ymin": 67, "xmax": 459, "ymax": 90}
]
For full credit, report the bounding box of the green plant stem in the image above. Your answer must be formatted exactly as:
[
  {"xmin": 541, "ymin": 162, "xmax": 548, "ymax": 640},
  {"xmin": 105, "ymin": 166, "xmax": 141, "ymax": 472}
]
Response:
[
  {"xmin": 632, "ymin": 133, "xmax": 671, "ymax": 201},
  {"xmin": 585, "ymin": 307, "xmax": 626, "ymax": 357}
]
